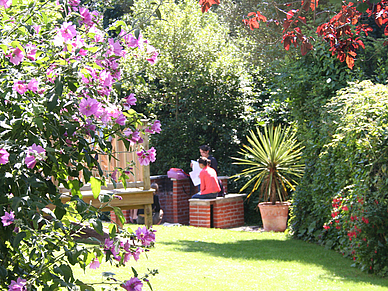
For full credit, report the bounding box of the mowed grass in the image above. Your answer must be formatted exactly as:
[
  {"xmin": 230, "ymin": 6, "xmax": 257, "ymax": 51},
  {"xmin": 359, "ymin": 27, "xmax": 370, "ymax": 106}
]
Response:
[{"xmin": 74, "ymin": 224, "xmax": 388, "ymax": 291}]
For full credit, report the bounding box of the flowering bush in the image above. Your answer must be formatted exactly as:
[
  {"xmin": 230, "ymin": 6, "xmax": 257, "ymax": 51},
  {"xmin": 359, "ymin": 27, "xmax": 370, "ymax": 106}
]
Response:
[
  {"xmin": 0, "ymin": 0, "xmax": 162, "ymax": 289},
  {"xmin": 290, "ymin": 81, "xmax": 388, "ymax": 276},
  {"xmin": 322, "ymin": 184, "xmax": 388, "ymax": 276}
]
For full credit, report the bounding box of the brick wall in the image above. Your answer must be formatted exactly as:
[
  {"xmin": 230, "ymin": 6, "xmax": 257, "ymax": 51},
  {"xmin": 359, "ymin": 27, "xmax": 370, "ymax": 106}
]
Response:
[
  {"xmin": 153, "ymin": 175, "xmax": 229, "ymax": 225},
  {"xmin": 109, "ymin": 175, "xmax": 230, "ymax": 226},
  {"xmin": 189, "ymin": 194, "xmax": 245, "ymax": 229},
  {"xmin": 213, "ymin": 195, "xmax": 245, "ymax": 228},
  {"xmin": 170, "ymin": 178, "xmax": 195, "ymax": 224},
  {"xmin": 189, "ymin": 203, "xmax": 213, "ymax": 228}
]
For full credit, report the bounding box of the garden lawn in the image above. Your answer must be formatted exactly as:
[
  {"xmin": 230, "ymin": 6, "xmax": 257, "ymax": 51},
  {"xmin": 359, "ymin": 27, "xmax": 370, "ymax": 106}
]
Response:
[{"xmin": 74, "ymin": 224, "xmax": 388, "ymax": 291}]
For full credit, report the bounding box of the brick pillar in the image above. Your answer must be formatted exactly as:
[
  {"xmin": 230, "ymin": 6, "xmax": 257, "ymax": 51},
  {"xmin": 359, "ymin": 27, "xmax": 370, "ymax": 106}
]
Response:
[
  {"xmin": 218, "ymin": 176, "xmax": 229, "ymax": 194},
  {"xmin": 213, "ymin": 194, "xmax": 245, "ymax": 228},
  {"xmin": 150, "ymin": 175, "xmax": 173, "ymax": 223},
  {"xmin": 170, "ymin": 178, "xmax": 195, "ymax": 224},
  {"xmin": 189, "ymin": 201, "xmax": 214, "ymax": 228}
]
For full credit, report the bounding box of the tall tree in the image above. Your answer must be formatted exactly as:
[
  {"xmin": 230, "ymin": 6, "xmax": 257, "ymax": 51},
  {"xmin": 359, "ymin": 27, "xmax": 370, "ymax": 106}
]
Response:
[{"xmin": 122, "ymin": 0, "xmax": 261, "ymax": 176}]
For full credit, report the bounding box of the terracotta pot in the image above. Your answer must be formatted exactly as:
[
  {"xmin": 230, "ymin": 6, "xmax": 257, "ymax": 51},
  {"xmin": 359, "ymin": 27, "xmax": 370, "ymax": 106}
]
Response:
[{"xmin": 258, "ymin": 201, "xmax": 290, "ymax": 232}]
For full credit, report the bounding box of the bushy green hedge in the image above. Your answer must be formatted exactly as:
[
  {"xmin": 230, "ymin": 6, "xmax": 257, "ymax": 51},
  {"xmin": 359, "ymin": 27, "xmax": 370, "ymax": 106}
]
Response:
[{"xmin": 290, "ymin": 80, "xmax": 388, "ymax": 276}]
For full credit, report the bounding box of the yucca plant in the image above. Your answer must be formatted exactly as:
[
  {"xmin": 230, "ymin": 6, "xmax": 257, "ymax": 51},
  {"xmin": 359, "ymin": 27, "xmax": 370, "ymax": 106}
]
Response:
[{"xmin": 232, "ymin": 125, "xmax": 305, "ymax": 205}]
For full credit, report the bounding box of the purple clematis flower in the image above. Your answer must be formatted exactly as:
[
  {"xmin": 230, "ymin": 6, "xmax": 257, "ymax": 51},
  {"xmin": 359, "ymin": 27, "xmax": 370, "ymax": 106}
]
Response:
[
  {"xmin": 8, "ymin": 277, "xmax": 27, "ymax": 291},
  {"xmin": 135, "ymin": 226, "xmax": 156, "ymax": 246},
  {"xmin": 89, "ymin": 257, "xmax": 100, "ymax": 269},
  {"xmin": 79, "ymin": 97, "xmax": 102, "ymax": 117},
  {"xmin": 27, "ymin": 79, "xmax": 38, "ymax": 93},
  {"xmin": 121, "ymin": 277, "xmax": 143, "ymax": 291},
  {"xmin": 0, "ymin": 148, "xmax": 10, "ymax": 165},
  {"xmin": 146, "ymin": 45, "xmax": 159, "ymax": 65},
  {"xmin": 137, "ymin": 147, "xmax": 156, "ymax": 166},
  {"xmin": 124, "ymin": 93, "xmax": 137, "ymax": 110},
  {"xmin": 25, "ymin": 43, "xmax": 37, "ymax": 61},
  {"xmin": 145, "ymin": 120, "xmax": 161, "ymax": 134},
  {"xmin": 25, "ymin": 143, "xmax": 46, "ymax": 169},
  {"xmin": 1, "ymin": 210, "xmax": 15, "ymax": 226},
  {"xmin": 115, "ymin": 113, "xmax": 126, "ymax": 126},
  {"xmin": 13, "ymin": 80, "xmax": 27, "ymax": 95},
  {"xmin": 0, "ymin": 0, "xmax": 12, "ymax": 9},
  {"xmin": 9, "ymin": 48, "xmax": 24, "ymax": 65}
]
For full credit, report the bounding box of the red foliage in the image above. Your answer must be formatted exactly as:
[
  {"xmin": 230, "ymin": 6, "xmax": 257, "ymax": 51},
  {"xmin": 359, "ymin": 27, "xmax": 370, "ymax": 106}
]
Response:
[
  {"xmin": 316, "ymin": 3, "xmax": 364, "ymax": 69},
  {"xmin": 201, "ymin": 0, "xmax": 388, "ymax": 69},
  {"xmin": 301, "ymin": 0, "xmax": 319, "ymax": 11},
  {"xmin": 242, "ymin": 11, "xmax": 267, "ymax": 30},
  {"xmin": 199, "ymin": 0, "xmax": 220, "ymax": 13}
]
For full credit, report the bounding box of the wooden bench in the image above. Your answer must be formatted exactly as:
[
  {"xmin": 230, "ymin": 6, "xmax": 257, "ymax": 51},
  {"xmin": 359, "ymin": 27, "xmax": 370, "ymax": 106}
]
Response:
[
  {"xmin": 189, "ymin": 194, "xmax": 246, "ymax": 228},
  {"xmin": 59, "ymin": 186, "xmax": 155, "ymax": 228},
  {"xmin": 56, "ymin": 127, "xmax": 155, "ymax": 228}
]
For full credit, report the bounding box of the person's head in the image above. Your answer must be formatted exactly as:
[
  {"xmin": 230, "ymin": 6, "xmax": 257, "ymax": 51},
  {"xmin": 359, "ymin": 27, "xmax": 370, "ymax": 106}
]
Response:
[
  {"xmin": 199, "ymin": 145, "xmax": 211, "ymax": 158},
  {"xmin": 150, "ymin": 182, "xmax": 159, "ymax": 194},
  {"xmin": 198, "ymin": 156, "xmax": 210, "ymax": 169}
]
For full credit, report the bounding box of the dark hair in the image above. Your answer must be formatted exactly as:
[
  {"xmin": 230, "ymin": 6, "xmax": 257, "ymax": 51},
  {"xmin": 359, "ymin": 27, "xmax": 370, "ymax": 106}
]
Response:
[
  {"xmin": 199, "ymin": 145, "xmax": 211, "ymax": 152},
  {"xmin": 198, "ymin": 156, "xmax": 210, "ymax": 166},
  {"xmin": 150, "ymin": 182, "xmax": 159, "ymax": 193}
]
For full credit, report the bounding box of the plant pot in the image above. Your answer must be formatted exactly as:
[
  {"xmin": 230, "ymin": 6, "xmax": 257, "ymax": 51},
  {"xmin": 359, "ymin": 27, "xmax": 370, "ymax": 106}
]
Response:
[{"xmin": 258, "ymin": 201, "xmax": 290, "ymax": 232}]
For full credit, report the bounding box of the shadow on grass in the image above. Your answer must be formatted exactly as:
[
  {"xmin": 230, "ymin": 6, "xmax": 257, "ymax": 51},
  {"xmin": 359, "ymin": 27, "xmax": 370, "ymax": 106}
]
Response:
[{"xmin": 159, "ymin": 237, "xmax": 388, "ymax": 287}]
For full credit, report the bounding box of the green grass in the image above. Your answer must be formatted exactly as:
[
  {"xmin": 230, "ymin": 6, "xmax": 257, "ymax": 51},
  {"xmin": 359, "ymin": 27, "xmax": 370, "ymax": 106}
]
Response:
[{"xmin": 75, "ymin": 224, "xmax": 388, "ymax": 291}]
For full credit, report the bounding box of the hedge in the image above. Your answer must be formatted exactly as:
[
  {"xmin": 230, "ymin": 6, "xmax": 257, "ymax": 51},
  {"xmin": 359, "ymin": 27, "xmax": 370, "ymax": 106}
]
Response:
[{"xmin": 290, "ymin": 80, "xmax": 388, "ymax": 276}]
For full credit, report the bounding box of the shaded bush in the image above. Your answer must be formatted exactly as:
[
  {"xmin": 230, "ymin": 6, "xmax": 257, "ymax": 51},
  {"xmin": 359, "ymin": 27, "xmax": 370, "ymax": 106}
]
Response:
[{"xmin": 290, "ymin": 80, "xmax": 388, "ymax": 276}]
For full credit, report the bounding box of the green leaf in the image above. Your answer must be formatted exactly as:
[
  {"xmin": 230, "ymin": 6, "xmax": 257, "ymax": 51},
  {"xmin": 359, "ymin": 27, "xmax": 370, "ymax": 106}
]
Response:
[
  {"xmin": 55, "ymin": 76, "xmax": 64, "ymax": 97},
  {"xmin": 11, "ymin": 197, "xmax": 22, "ymax": 210},
  {"xmin": 41, "ymin": 11, "xmax": 48, "ymax": 24},
  {"xmin": 0, "ymin": 44, "xmax": 7, "ymax": 54},
  {"xmin": 356, "ymin": 2, "xmax": 369, "ymax": 12},
  {"xmin": 33, "ymin": 117, "xmax": 44, "ymax": 130},
  {"xmin": 47, "ymin": 92, "xmax": 58, "ymax": 112},
  {"xmin": 90, "ymin": 177, "xmax": 101, "ymax": 199},
  {"xmin": 155, "ymin": 8, "xmax": 162, "ymax": 19},
  {"xmin": 13, "ymin": 232, "xmax": 26, "ymax": 249},
  {"xmin": 91, "ymin": 219, "xmax": 103, "ymax": 235},
  {"xmin": 113, "ymin": 207, "xmax": 125, "ymax": 225},
  {"xmin": 11, "ymin": 41, "xmax": 26, "ymax": 53},
  {"xmin": 68, "ymin": 81, "xmax": 78, "ymax": 92},
  {"xmin": 146, "ymin": 280, "xmax": 154, "ymax": 291},
  {"xmin": 134, "ymin": 29, "xmax": 140, "ymax": 39},
  {"xmin": 131, "ymin": 266, "xmax": 138, "ymax": 278},
  {"xmin": 54, "ymin": 205, "xmax": 66, "ymax": 220},
  {"xmin": 0, "ymin": 266, "xmax": 8, "ymax": 277},
  {"xmin": 68, "ymin": 180, "xmax": 81, "ymax": 197},
  {"xmin": 109, "ymin": 223, "xmax": 117, "ymax": 237},
  {"xmin": 83, "ymin": 168, "xmax": 92, "ymax": 184},
  {"xmin": 75, "ymin": 280, "xmax": 95, "ymax": 291},
  {"xmin": 98, "ymin": 193, "xmax": 111, "ymax": 203},
  {"xmin": 54, "ymin": 264, "xmax": 73, "ymax": 282},
  {"xmin": 113, "ymin": 82, "xmax": 122, "ymax": 92}
]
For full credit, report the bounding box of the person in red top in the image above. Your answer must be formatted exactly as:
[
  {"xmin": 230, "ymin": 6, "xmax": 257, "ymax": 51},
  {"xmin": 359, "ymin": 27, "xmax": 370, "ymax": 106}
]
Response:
[{"xmin": 191, "ymin": 157, "xmax": 221, "ymax": 199}]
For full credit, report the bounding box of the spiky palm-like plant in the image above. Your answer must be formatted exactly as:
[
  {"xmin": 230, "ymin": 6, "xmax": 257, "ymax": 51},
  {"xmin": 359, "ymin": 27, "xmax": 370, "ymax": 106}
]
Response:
[{"xmin": 232, "ymin": 125, "xmax": 305, "ymax": 205}]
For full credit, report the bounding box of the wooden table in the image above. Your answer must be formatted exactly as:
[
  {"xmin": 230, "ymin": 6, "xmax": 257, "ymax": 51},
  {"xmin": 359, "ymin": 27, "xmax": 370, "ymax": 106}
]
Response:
[{"xmin": 59, "ymin": 188, "xmax": 155, "ymax": 228}]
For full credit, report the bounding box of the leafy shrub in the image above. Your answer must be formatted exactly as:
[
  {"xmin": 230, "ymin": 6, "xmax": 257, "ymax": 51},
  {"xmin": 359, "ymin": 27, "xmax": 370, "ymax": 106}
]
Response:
[
  {"xmin": 0, "ymin": 0, "xmax": 161, "ymax": 289},
  {"xmin": 290, "ymin": 80, "xmax": 388, "ymax": 276},
  {"xmin": 121, "ymin": 0, "xmax": 260, "ymax": 182}
]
